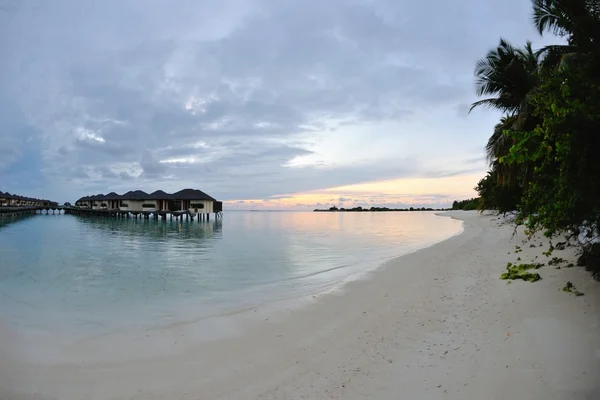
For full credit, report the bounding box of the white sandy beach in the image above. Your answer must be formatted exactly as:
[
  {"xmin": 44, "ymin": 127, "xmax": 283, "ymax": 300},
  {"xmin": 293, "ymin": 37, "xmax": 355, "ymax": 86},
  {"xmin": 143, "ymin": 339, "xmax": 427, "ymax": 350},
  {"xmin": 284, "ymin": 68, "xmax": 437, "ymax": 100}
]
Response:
[{"xmin": 2, "ymin": 211, "xmax": 600, "ymax": 399}]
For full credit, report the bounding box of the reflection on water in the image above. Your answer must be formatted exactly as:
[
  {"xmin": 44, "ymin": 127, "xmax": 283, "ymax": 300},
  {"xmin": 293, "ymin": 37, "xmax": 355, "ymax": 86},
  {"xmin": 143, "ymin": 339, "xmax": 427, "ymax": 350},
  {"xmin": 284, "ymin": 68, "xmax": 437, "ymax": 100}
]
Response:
[
  {"xmin": 74, "ymin": 215, "xmax": 223, "ymax": 241},
  {"xmin": 0, "ymin": 212, "xmax": 461, "ymax": 334}
]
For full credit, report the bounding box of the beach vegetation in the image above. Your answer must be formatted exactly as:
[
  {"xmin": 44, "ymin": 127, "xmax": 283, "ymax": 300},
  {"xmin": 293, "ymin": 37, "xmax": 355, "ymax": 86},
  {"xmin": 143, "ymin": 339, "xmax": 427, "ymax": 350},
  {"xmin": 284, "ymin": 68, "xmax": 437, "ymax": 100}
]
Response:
[
  {"xmin": 471, "ymin": 0, "xmax": 600, "ymax": 279},
  {"xmin": 562, "ymin": 281, "xmax": 584, "ymax": 296},
  {"xmin": 548, "ymin": 256, "xmax": 565, "ymax": 266},
  {"xmin": 451, "ymin": 198, "xmax": 479, "ymax": 210},
  {"xmin": 500, "ymin": 262, "xmax": 543, "ymax": 282}
]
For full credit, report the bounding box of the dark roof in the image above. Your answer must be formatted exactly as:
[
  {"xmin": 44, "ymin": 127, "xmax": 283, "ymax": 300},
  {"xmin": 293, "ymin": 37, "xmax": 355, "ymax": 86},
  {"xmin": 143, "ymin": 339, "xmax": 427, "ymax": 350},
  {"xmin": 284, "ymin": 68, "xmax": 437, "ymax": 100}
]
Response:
[
  {"xmin": 0, "ymin": 191, "xmax": 55, "ymax": 203},
  {"xmin": 117, "ymin": 191, "xmax": 133, "ymax": 200},
  {"xmin": 104, "ymin": 192, "xmax": 120, "ymax": 200},
  {"xmin": 148, "ymin": 190, "xmax": 173, "ymax": 200},
  {"xmin": 172, "ymin": 188, "xmax": 216, "ymax": 201},
  {"xmin": 76, "ymin": 188, "xmax": 217, "ymax": 204},
  {"xmin": 120, "ymin": 190, "xmax": 149, "ymax": 200},
  {"xmin": 88, "ymin": 193, "xmax": 105, "ymax": 201}
]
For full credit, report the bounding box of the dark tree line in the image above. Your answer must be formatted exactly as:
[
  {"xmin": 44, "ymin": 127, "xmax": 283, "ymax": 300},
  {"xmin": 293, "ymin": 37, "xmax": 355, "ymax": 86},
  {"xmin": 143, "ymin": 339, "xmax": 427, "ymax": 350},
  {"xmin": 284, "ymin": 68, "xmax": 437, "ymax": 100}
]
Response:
[
  {"xmin": 467, "ymin": 0, "xmax": 600, "ymax": 273},
  {"xmin": 451, "ymin": 198, "xmax": 479, "ymax": 211}
]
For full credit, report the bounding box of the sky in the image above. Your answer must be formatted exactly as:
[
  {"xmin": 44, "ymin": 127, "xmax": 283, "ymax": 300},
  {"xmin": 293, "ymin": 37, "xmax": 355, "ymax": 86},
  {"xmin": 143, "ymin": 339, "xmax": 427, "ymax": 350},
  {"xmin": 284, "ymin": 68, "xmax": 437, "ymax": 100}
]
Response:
[{"xmin": 0, "ymin": 0, "xmax": 559, "ymax": 209}]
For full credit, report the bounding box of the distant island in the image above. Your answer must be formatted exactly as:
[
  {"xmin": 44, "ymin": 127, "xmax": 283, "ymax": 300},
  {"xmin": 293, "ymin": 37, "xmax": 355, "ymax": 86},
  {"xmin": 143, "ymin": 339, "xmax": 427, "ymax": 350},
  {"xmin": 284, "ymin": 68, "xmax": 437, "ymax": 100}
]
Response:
[{"xmin": 313, "ymin": 206, "xmax": 448, "ymax": 212}]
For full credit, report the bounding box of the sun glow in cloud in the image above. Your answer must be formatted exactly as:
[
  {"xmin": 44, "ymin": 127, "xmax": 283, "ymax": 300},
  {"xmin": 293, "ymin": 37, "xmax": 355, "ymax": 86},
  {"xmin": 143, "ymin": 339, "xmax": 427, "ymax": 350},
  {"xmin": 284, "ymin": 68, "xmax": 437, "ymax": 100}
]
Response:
[{"xmin": 225, "ymin": 174, "xmax": 480, "ymax": 210}]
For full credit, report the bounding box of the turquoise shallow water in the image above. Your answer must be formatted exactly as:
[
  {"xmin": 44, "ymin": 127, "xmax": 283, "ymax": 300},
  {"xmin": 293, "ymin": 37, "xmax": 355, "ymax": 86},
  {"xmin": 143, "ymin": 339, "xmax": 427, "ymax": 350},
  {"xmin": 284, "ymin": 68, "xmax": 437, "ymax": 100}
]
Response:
[{"xmin": 0, "ymin": 211, "xmax": 461, "ymax": 338}]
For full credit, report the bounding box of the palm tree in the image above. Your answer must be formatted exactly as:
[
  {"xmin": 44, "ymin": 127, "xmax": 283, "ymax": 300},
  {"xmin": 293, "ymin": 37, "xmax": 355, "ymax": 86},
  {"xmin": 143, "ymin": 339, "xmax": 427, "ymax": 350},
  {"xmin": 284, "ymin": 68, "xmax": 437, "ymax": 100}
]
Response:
[
  {"xmin": 532, "ymin": 0, "xmax": 600, "ymax": 69},
  {"xmin": 472, "ymin": 39, "xmax": 540, "ymax": 186},
  {"xmin": 470, "ymin": 39, "xmax": 540, "ymax": 122},
  {"xmin": 486, "ymin": 115, "xmax": 517, "ymax": 165}
]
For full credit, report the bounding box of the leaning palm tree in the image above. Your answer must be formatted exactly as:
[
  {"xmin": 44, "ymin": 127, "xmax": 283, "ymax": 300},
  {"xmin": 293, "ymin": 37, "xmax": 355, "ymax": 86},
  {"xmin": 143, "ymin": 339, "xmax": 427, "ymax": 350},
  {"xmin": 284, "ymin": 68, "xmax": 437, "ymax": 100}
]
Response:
[
  {"xmin": 471, "ymin": 39, "xmax": 540, "ymax": 186},
  {"xmin": 470, "ymin": 39, "xmax": 540, "ymax": 117}
]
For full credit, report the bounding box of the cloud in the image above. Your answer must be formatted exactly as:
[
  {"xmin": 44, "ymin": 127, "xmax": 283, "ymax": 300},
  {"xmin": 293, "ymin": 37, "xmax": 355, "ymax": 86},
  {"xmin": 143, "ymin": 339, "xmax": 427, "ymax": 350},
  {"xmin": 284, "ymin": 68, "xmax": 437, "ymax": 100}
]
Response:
[
  {"xmin": 119, "ymin": 171, "xmax": 135, "ymax": 180},
  {"xmin": 140, "ymin": 150, "xmax": 167, "ymax": 178},
  {"xmin": 0, "ymin": 138, "xmax": 21, "ymax": 171},
  {"xmin": 0, "ymin": 0, "xmax": 560, "ymax": 204}
]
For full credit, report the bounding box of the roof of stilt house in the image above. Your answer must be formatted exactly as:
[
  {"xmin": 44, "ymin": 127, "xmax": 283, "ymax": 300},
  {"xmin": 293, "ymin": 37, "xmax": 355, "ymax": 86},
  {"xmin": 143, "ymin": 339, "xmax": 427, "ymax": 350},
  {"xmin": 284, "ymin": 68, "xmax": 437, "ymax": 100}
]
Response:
[
  {"xmin": 87, "ymin": 193, "xmax": 105, "ymax": 201},
  {"xmin": 120, "ymin": 190, "xmax": 149, "ymax": 200},
  {"xmin": 0, "ymin": 190, "xmax": 55, "ymax": 204},
  {"xmin": 148, "ymin": 190, "xmax": 173, "ymax": 200},
  {"xmin": 172, "ymin": 188, "xmax": 216, "ymax": 201},
  {"xmin": 74, "ymin": 188, "xmax": 218, "ymax": 204},
  {"xmin": 104, "ymin": 192, "xmax": 120, "ymax": 200}
]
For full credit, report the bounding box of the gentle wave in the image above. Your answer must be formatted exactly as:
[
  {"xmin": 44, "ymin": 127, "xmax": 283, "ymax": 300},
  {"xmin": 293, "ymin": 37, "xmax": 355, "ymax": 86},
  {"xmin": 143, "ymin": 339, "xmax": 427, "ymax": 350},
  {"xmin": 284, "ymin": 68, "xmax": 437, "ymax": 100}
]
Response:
[{"xmin": 0, "ymin": 212, "xmax": 462, "ymax": 337}]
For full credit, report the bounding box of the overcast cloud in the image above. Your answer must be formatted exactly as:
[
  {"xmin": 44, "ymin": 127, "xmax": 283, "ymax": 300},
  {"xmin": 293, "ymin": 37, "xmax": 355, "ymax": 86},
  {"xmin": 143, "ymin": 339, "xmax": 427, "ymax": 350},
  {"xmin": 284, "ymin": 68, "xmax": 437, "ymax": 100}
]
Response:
[{"xmin": 0, "ymin": 0, "xmax": 558, "ymax": 207}]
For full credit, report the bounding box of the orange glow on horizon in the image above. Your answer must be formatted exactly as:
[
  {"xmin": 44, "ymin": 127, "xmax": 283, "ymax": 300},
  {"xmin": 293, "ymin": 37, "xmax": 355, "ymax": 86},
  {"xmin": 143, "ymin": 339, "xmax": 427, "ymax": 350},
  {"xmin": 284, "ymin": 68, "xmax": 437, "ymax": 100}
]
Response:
[{"xmin": 225, "ymin": 174, "xmax": 481, "ymax": 209}]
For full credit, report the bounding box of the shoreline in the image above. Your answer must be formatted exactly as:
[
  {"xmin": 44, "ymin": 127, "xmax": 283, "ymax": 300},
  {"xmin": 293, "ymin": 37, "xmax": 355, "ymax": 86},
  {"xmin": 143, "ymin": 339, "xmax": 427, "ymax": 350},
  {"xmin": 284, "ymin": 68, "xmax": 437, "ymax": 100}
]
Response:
[
  {"xmin": 3, "ymin": 211, "xmax": 600, "ymax": 399},
  {"xmin": 0, "ymin": 212, "xmax": 463, "ymax": 361}
]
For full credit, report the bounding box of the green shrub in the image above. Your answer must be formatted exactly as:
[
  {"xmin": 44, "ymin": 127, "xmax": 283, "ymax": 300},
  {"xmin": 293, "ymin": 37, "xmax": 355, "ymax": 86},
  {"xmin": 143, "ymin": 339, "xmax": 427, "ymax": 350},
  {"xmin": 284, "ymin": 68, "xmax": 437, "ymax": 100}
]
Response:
[
  {"xmin": 562, "ymin": 281, "xmax": 584, "ymax": 296},
  {"xmin": 500, "ymin": 262, "xmax": 543, "ymax": 282}
]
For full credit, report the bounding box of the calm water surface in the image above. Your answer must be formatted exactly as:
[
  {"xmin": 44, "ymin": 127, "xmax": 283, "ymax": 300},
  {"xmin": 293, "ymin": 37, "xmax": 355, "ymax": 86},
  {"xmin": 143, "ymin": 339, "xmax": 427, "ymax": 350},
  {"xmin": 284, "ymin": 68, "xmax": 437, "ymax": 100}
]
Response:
[{"xmin": 0, "ymin": 212, "xmax": 461, "ymax": 339}]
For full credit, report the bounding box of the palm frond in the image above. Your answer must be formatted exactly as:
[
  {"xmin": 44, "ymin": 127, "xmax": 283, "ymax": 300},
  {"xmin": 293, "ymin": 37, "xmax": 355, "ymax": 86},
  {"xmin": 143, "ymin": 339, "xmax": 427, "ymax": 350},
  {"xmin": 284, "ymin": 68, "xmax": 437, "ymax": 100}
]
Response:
[
  {"xmin": 486, "ymin": 115, "xmax": 517, "ymax": 165},
  {"xmin": 537, "ymin": 44, "xmax": 581, "ymax": 69},
  {"xmin": 532, "ymin": 0, "xmax": 569, "ymax": 36},
  {"xmin": 471, "ymin": 38, "xmax": 540, "ymax": 114},
  {"xmin": 532, "ymin": 0, "xmax": 600, "ymax": 46},
  {"xmin": 469, "ymin": 98, "xmax": 516, "ymax": 113}
]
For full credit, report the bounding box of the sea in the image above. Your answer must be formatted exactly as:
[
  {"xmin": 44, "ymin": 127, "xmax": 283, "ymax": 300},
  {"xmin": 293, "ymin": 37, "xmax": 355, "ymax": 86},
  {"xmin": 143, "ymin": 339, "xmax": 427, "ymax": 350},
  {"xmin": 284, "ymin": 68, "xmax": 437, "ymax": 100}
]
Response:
[{"xmin": 0, "ymin": 211, "xmax": 462, "ymax": 363}]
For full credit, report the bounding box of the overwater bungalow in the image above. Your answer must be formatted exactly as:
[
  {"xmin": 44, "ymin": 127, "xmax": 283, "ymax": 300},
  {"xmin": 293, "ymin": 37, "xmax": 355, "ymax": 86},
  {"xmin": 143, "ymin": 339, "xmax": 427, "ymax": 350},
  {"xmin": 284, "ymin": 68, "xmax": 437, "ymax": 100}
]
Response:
[
  {"xmin": 0, "ymin": 191, "xmax": 57, "ymax": 208},
  {"xmin": 118, "ymin": 190, "xmax": 150, "ymax": 212},
  {"xmin": 172, "ymin": 188, "xmax": 217, "ymax": 216},
  {"xmin": 74, "ymin": 188, "xmax": 222, "ymax": 219}
]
